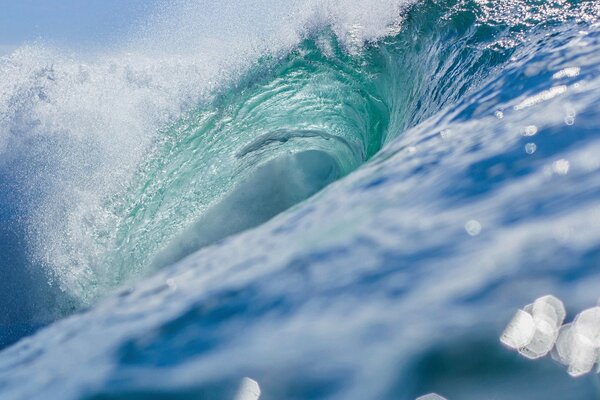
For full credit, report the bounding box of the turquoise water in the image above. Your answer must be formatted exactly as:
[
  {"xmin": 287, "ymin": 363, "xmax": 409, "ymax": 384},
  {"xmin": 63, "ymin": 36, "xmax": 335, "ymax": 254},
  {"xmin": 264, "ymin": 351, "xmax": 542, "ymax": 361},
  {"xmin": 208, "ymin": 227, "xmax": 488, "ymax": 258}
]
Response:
[{"xmin": 0, "ymin": 0, "xmax": 599, "ymax": 398}]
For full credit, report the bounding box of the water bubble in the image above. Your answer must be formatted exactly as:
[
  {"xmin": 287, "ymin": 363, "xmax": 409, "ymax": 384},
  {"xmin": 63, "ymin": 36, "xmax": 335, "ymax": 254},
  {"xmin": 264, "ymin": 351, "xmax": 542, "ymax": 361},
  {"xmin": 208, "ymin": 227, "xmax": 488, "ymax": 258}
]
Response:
[
  {"xmin": 525, "ymin": 143, "xmax": 537, "ymax": 154},
  {"xmin": 533, "ymin": 295, "xmax": 566, "ymax": 327},
  {"xmin": 552, "ymin": 324, "xmax": 574, "ymax": 365},
  {"xmin": 552, "ymin": 324, "xmax": 598, "ymax": 377},
  {"xmin": 564, "ymin": 116, "xmax": 575, "ymax": 125},
  {"xmin": 464, "ymin": 220, "xmax": 482, "ymax": 236},
  {"xmin": 519, "ymin": 317, "xmax": 558, "ymax": 359},
  {"xmin": 523, "ymin": 125, "xmax": 538, "ymax": 136},
  {"xmin": 502, "ymin": 296, "xmax": 565, "ymax": 358},
  {"xmin": 573, "ymin": 307, "xmax": 600, "ymax": 347},
  {"xmin": 541, "ymin": 305, "xmax": 600, "ymax": 377},
  {"xmin": 494, "ymin": 110, "xmax": 504, "ymax": 119}
]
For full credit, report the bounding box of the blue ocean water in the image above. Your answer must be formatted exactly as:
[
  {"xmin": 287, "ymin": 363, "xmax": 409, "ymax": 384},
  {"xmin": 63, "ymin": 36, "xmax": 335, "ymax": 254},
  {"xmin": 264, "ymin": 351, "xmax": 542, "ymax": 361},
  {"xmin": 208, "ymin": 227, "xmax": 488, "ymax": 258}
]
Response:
[{"xmin": 0, "ymin": 0, "xmax": 599, "ymax": 398}]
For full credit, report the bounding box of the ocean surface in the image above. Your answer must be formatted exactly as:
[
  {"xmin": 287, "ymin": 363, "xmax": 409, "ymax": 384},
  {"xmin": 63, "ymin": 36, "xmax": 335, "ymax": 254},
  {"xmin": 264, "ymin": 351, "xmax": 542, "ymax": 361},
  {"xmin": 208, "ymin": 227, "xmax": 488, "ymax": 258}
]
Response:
[{"xmin": 0, "ymin": 0, "xmax": 599, "ymax": 398}]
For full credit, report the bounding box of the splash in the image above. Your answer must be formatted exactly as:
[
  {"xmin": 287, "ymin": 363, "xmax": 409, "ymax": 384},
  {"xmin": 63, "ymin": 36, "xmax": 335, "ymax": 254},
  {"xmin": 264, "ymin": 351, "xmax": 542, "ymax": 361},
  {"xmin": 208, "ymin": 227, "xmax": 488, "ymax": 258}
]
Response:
[{"xmin": 0, "ymin": 0, "xmax": 416, "ymax": 313}]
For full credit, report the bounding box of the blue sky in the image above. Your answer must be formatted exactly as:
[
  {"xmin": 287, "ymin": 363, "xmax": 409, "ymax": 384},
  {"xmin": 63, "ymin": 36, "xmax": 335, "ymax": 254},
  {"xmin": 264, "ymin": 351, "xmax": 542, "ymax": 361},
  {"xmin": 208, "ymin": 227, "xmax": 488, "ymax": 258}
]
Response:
[{"xmin": 0, "ymin": 0, "xmax": 158, "ymax": 51}]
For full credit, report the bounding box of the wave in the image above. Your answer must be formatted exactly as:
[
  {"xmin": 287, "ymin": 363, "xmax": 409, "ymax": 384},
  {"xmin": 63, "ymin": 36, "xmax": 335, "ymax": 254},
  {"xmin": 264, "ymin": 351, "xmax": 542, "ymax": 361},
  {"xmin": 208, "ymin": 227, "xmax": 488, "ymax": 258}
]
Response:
[{"xmin": 0, "ymin": 0, "xmax": 597, "ymax": 346}]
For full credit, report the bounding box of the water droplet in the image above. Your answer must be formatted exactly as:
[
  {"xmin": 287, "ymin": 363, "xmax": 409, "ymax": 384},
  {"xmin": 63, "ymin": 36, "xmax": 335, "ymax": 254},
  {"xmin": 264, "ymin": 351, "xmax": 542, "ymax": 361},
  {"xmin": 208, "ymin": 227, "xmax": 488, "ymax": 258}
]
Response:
[
  {"xmin": 525, "ymin": 143, "xmax": 537, "ymax": 154},
  {"xmin": 523, "ymin": 125, "xmax": 538, "ymax": 136},
  {"xmin": 519, "ymin": 317, "xmax": 558, "ymax": 360},
  {"xmin": 552, "ymin": 323, "xmax": 597, "ymax": 377},
  {"xmin": 465, "ymin": 220, "xmax": 482, "ymax": 236},
  {"xmin": 574, "ymin": 307, "xmax": 600, "ymax": 347},
  {"xmin": 501, "ymin": 309, "xmax": 536, "ymax": 349}
]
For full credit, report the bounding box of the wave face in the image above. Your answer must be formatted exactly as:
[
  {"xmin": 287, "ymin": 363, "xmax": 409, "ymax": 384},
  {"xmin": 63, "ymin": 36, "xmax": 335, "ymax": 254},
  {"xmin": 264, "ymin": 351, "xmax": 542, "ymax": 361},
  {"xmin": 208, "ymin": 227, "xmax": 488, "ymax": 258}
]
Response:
[
  {"xmin": 0, "ymin": 0, "xmax": 420, "ymax": 310},
  {"xmin": 1, "ymin": 0, "xmax": 600, "ymax": 398}
]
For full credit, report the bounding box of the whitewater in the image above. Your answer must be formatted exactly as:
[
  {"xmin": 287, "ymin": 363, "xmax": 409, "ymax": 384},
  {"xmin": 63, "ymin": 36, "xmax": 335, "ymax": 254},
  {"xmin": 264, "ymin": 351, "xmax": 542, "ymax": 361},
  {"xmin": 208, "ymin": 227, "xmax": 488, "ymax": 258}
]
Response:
[{"xmin": 0, "ymin": 0, "xmax": 599, "ymax": 398}]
